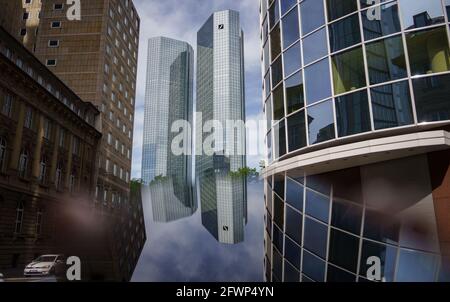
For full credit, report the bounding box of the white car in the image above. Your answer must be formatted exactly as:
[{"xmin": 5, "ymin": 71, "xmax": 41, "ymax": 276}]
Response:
[
  {"xmin": 24, "ymin": 255, "xmax": 65, "ymax": 278},
  {"xmin": 0, "ymin": 273, "xmax": 4, "ymax": 282}
]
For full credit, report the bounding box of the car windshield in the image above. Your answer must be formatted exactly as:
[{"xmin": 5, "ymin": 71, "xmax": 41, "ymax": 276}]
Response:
[{"xmin": 35, "ymin": 256, "xmax": 56, "ymax": 262}]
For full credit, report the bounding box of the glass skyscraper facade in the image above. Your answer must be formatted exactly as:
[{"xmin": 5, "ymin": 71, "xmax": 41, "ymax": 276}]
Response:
[
  {"xmin": 142, "ymin": 37, "xmax": 194, "ymax": 189},
  {"xmin": 261, "ymin": 0, "xmax": 450, "ymax": 282},
  {"xmin": 196, "ymin": 10, "xmax": 247, "ymax": 244}
]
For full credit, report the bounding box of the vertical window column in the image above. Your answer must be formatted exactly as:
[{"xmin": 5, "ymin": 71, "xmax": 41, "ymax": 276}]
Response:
[{"xmin": 9, "ymin": 101, "xmax": 26, "ymax": 172}]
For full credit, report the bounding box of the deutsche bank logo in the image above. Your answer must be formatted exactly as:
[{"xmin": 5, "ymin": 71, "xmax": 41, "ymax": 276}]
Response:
[{"xmin": 218, "ymin": 24, "xmax": 224, "ymax": 30}]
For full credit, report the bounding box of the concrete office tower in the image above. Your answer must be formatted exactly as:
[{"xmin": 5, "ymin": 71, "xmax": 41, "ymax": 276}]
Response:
[
  {"xmin": 142, "ymin": 37, "xmax": 194, "ymax": 194},
  {"xmin": 0, "ymin": 0, "xmax": 140, "ymax": 205},
  {"xmin": 261, "ymin": 0, "xmax": 450, "ymax": 282},
  {"xmin": 196, "ymin": 10, "xmax": 247, "ymax": 244}
]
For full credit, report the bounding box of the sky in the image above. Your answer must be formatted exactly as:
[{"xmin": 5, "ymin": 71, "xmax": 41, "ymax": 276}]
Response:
[{"xmin": 131, "ymin": 0, "xmax": 263, "ymax": 179}]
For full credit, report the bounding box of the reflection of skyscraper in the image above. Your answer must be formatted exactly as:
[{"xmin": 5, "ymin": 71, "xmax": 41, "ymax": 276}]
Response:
[
  {"xmin": 148, "ymin": 177, "xmax": 196, "ymax": 223},
  {"xmin": 142, "ymin": 37, "xmax": 194, "ymax": 186},
  {"xmin": 197, "ymin": 170, "xmax": 247, "ymax": 244},
  {"xmin": 196, "ymin": 10, "xmax": 247, "ymax": 244}
]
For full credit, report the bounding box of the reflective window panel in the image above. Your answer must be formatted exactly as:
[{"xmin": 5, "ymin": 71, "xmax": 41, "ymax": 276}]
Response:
[
  {"xmin": 285, "ymin": 71, "xmax": 305, "ymax": 114},
  {"xmin": 271, "ymin": 56, "xmax": 283, "ymax": 88},
  {"xmin": 285, "ymin": 205, "xmax": 303, "ymax": 244},
  {"xmin": 273, "ymin": 84, "xmax": 285, "ymax": 120},
  {"xmin": 396, "ymin": 249, "xmax": 440, "ymax": 282},
  {"xmin": 331, "ymin": 199, "xmax": 363, "ymax": 235},
  {"xmin": 359, "ymin": 240, "xmax": 397, "ymax": 282},
  {"xmin": 283, "ymin": 42, "xmax": 302, "ymax": 77},
  {"xmin": 282, "ymin": 8, "xmax": 300, "ymax": 49},
  {"xmin": 287, "ymin": 110, "xmax": 307, "ymax": 152},
  {"xmin": 302, "ymin": 250, "xmax": 326, "ymax": 281},
  {"xmin": 274, "ymin": 173, "xmax": 285, "ymax": 198},
  {"xmin": 305, "ymin": 58, "xmax": 332, "ymax": 104},
  {"xmin": 335, "ymin": 90, "xmax": 371, "ymax": 137},
  {"xmin": 266, "ymin": 97, "xmax": 272, "ymax": 131},
  {"xmin": 304, "ymin": 218, "xmax": 328, "ymax": 259},
  {"xmin": 270, "ymin": 24, "xmax": 281, "ymax": 61},
  {"xmin": 327, "ymin": 0, "xmax": 358, "ymax": 22},
  {"xmin": 406, "ymin": 26, "xmax": 450, "ymax": 76},
  {"xmin": 281, "ymin": 0, "xmax": 297, "ymax": 16},
  {"xmin": 286, "ymin": 178, "xmax": 304, "ymax": 212},
  {"xmin": 269, "ymin": 0, "xmax": 280, "ymax": 29},
  {"xmin": 366, "ymin": 35, "xmax": 407, "ymax": 85},
  {"xmin": 328, "ymin": 228, "xmax": 360, "ymax": 273},
  {"xmin": 272, "ymin": 246, "xmax": 283, "ymax": 281},
  {"xmin": 303, "ymin": 28, "xmax": 328, "ymax": 65},
  {"xmin": 413, "ymin": 73, "xmax": 450, "ymax": 122},
  {"xmin": 284, "ymin": 236, "xmax": 302, "ymax": 269},
  {"xmin": 371, "ymin": 81, "xmax": 413, "ymax": 130},
  {"xmin": 284, "ymin": 260, "xmax": 300, "ymax": 281},
  {"xmin": 364, "ymin": 209, "xmax": 400, "ymax": 245},
  {"xmin": 267, "ymin": 130, "xmax": 273, "ymax": 163},
  {"xmin": 327, "ymin": 264, "xmax": 356, "ymax": 282},
  {"xmin": 273, "ymin": 223, "xmax": 284, "ymax": 253},
  {"xmin": 329, "ymin": 13, "xmax": 361, "ymax": 52},
  {"xmin": 300, "ymin": 0, "xmax": 326, "ymax": 36},
  {"xmin": 307, "ymin": 100, "xmax": 336, "ymax": 145},
  {"xmin": 332, "ymin": 46, "xmax": 366, "ymax": 95},
  {"xmin": 362, "ymin": 3, "xmax": 401, "ymax": 41},
  {"xmin": 305, "ymin": 189, "xmax": 330, "ymax": 223},
  {"xmin": 399, "ymin": 0, "xmax": 444, "ymax": 30},
  {"xmin": 274, "ymin": 119, "xmax": 287, "ymax": 158}
]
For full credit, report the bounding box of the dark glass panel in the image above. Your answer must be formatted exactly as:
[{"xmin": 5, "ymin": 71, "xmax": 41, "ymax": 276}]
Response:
[
  {"xmin": 302, "ymin": 250, "xmax": 326, "ymax": 281},
  {"xmin": 332, "ymin": 46, "xmax": 366, "ymax": 95},
  {"xmin": 327, "ymin": 0, "xmax": 358, "ymax": 21},
  {"xmin": 305, "ymin": 58, "xmax": 332, "ymax": 104},
  {"xmin": 328, "ymin": 228, "xmax": 360, "ymax": 272},
  {"xmin": 335, "ymin": 90, "xmax": 371, "ymax": 137},
  {"xmin": 280, "ymin": 0, "xmax": 297, "ymax": 16},
  {"xmin": 273, "ymin": 174, "xmax": 285, "ymax": 198},
  {"xmin": 406, "ymin": 26, "xmax": 450, "ymax": 76},
  {"xmin": 399, "ymin": 0, "xmax": 444, "ymax": 30},
  {"xmin": 303, "ymin": 28, "xmax": 328, "ymax": 65},
  {"xmin": 272, "ymin": 84, "xmax": 284, "ymax": 120},
  {"xmin": 270, "ymin": 24, "xmax": 281, "ymax": 61},
  {"xmin": 285, "ymin": 72, "xmax": 304, "ymax": 113},
  {"xmin": 359, "ymin": 240, "xmax": 397, "ymax": 282},
  {"xmin": 362, "ymin": 3, "xmax": 401, "ymax": 41},
  {"xmin": 284, "ymin": 236, "xmax": 302, "ymax": 269},
  {"xmin": 283, "ymin": 42, "xmax": 301, "ymax": 77},
  {"xmin": 305, "ymin": 189, "xmax": 330, "ymax": 223},
  {"xmin": 364, "ymin": 209, "xmax": 400, "ymax": 244},
  {"xmin": 272, "ymin": 224, "xmax": 284, "ymax": 253},
  {"xmin": 371, "ymin": 81, "xmax": 414, "ymax": 130},
  {"xmin": 366, "ymin": 35, "xmax": 407, "ymax": 85},
  {"xmin": 269, "ymin": 0, "xmax": 280, "ymax": 29},
  {"xmin": 304, "ymin": 217, "xmax": 328, "ymax": 259},
  {"xmin": 282, "ymin": 8, "xmax": 300, "ymax": 49},
  {"xmin": 331, "ymin": 199, "xmax": 363, "ymax": 235},
  {"xmin": 329, "ymin": 14, "xmax": 361, "ymax": 52},
  {"xmin": 272, "ymin": 246, "xmax": 283, "ymax": 281},
  {"xmin": 396, "ymin": 249, "xmax": 439, "ymax": 282},
  {"xmin": 285, "ymin": 206, "xmax": 302, "ymax": 244},
  {"xmin": 273, "ymin": 194, "xmax": 284, "ymax": 230},
  {"xmin": 300, "ymin": 0, "xmax": 325, "ymax": 36},
  {"xmin": 271, "ymin": 56, "xmax": 283, "ymax": 88},
  {"xmin": 327, "ymin": 264, "xmax": 356, "ymax": 282},
  {"xmin": 287, "ymin": 110, "xmax": 307, "ymax": 152},
  {"xmin": 413, "ymin": 74, "xmax": 450, "ymax": 123},
  {"xmin": 286, "ymin": 178, "xmax": 304, "ymax": 212},
  {"xmin": 307, "ymin": 100, "xmax": 336, "ymax": 145},
  {"xmin": 274, "ymin": 120, "xmax": 287, "ymax": 158},
  {"xmin": 284, "ymin": 260, "xmax": 300, "ymax": 282}
]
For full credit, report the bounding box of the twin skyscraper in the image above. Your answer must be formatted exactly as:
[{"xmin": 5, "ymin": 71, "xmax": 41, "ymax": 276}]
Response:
[{"xmin": 141, "ymin": 10, "xmax": 247, "ymax": 244}]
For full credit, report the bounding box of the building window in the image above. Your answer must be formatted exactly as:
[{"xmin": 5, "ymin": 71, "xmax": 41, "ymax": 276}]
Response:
[
  {"xmin": 332, "ymin": 46, "xmax": 366, "ymax": 95},
  {"xmin": 0, "ymin": 138, "xmax": 6, "ymax": 172},
  {"xmin": 51, "ymin": 21, "xmax": 61, "ymax": 28},
  {"xmin": 72, "ymin": 136, "xmax": 79, "ymax": 155},
  {"xmin": 14, "ymin": 201, "xmax": 24, "ymax": 234},
  {"xmin": 38, "ymin": 156, "xmax": 47, "ymax": 184},
  {"xmin": 43, "ymin": 118, "xmax": 52, "ymax": 139},
  {"xmin": 55, "ymin": 163, "xmax": 63, "ymax": 190},
  {"xmin": 48, "ymin": 40, "xmax": 59, "ymax": 47},
  {"xmin": 54, "ymin": 3, "xmax": 64, "ymax": 10},
  {"xmin": 69, "ymin": 173, "xmax": 76, "ymax": 193},
  {"xmin": 23, "ymin": 12, "xmax": 29, "ymax": 20},
  {"xmin": 2, "ymin": 93, "xmax": 13, "ymax": 117},
  {"xmin": 18, "ymin": 149, "xmax": 29, "ymax": 178},
  {"xmin": 20, "ymin": 28, "xmax": 27, "ymax": 36},
  {"xmin": 24, "ymin": 107, "xmax": 33, "ymax": 129},
  {"xmin": 35, "ymin": 208, "xmax": 43, "ymax": 235},
  {"xmin": 46, "ymin": 59, "xmax": 57, "ymax": 66},
  {"xmin": 59, "ymin": 128, "xmax": 65, "ymax": 147}
]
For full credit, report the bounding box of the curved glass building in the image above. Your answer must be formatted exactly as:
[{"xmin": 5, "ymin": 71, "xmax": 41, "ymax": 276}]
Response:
[{"xmin": 261, "ymin": 0, "xmax": 450, "ymax": 282}]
